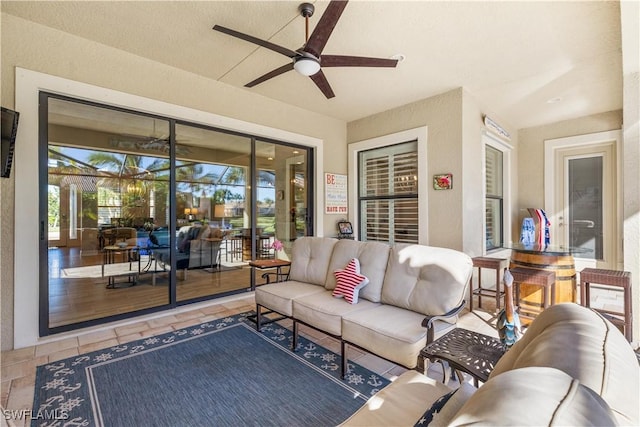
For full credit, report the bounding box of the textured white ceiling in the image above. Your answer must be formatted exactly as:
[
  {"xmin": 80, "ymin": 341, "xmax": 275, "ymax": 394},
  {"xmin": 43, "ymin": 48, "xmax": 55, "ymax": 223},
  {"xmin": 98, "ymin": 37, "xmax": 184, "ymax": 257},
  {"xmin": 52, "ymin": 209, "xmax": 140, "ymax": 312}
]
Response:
[{"xmin": 1, "ymin": 0, "xmax": 623, "ymax": 129}]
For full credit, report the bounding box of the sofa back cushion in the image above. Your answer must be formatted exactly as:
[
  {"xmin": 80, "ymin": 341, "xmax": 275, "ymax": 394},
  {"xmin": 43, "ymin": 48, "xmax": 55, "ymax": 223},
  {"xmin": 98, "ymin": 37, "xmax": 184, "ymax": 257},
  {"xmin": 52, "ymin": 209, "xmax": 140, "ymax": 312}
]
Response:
[
  {"xmin": 289, "ymin": 237, "xmax": 338, "ymax": 286},
  {"xmin": 449, "ymin": 367, "xmax": 618, "ymax": 426},
  {"xmin": 380, "ymin": 244, "xmax": 472, "ymax": 315},
  {"xmin": 489, "ymin": 302, "xmax": 639, "ymax": 426},
  {"xmin": 324, "ymin": 239, "xmax": 390, "ymax": 302}
]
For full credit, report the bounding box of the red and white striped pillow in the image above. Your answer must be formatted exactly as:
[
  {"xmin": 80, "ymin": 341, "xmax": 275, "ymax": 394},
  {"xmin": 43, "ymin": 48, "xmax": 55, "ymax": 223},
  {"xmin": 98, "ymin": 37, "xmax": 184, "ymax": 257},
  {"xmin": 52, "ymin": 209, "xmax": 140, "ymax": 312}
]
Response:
[{"xmin": 332, "ymin": 258, "xmax": 369, "ymax": 304}]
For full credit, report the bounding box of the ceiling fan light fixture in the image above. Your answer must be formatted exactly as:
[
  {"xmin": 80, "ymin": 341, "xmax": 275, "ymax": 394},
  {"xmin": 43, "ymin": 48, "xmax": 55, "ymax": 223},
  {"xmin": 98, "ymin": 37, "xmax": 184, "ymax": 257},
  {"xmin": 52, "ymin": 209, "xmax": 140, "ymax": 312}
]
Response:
[{"xmin": 294, "ymin": 57, "xmax": 321, "ymax": 76}]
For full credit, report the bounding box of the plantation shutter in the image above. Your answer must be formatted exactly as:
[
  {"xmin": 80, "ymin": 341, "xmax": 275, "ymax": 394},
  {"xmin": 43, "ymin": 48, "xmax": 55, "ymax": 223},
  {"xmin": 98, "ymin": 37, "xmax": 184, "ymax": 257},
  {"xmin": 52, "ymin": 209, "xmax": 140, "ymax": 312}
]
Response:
[
  {"xmin": 485, "ymin": 146, "xmax": 503, "ymax": 249},
  {"xmin": 359, "ymin": 141, "xmax": 418, "ymax": 244}
]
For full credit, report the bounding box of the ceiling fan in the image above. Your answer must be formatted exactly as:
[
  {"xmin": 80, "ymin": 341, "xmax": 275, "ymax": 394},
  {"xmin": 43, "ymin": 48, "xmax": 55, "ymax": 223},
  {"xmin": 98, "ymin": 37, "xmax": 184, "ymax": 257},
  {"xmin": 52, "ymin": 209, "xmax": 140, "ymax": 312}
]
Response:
[{"xmin": 213, "ymin": 0, "xmax": 398, "ymax": 99}]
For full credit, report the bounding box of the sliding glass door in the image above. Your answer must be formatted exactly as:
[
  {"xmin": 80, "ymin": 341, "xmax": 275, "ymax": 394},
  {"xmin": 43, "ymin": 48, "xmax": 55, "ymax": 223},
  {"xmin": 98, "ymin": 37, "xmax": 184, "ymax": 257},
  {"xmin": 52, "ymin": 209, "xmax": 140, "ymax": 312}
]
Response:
[
  {"xmin": 174, "ymin": 123, "xmax": 253, "ymax": 302},
  {"xmin": 252, "ymin": 141, "xmax": 312, "ymax": 285},
  {"xmin": 41, "ymin": 93, "xmax": 314, "ymax": 335},
  {"xmin": 45, "ymin": 96, "xmax": 172, "ymax": 329}
]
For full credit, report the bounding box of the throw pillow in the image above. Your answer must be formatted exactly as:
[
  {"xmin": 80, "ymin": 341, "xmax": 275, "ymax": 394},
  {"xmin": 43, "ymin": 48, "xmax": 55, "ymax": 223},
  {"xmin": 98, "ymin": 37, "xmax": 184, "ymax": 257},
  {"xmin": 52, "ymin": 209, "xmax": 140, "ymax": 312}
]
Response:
[
  {"xmin": 333, "ymin": 258, "xmax": 369, "ymax": 304},
  {"xmin": 414, "ymin": 389, "xmax": 458, "ymax": 426}
]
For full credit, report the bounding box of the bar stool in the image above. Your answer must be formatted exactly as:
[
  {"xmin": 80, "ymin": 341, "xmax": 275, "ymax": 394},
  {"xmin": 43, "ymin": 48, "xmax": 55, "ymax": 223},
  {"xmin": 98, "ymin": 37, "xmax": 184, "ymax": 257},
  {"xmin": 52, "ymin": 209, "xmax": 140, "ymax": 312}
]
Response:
[
  {"xmin": 509, "ymin": 267, "xmax": 556, "ymax": 321},
  {"xmin": 470, "ymin": 257, "xmax": 509, "ymax": 312},
  {"xmin": 579, "ymin": 268, "xmax": 632, "ymax": 342}
]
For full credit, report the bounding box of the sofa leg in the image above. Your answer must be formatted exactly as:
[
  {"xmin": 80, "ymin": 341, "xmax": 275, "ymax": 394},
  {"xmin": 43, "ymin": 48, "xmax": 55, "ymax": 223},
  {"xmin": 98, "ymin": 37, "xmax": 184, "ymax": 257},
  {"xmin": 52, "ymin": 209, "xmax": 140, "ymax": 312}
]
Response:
[
  {"xmin": 255, "ymin": 305, "xmax": 262, "ymax": 331},
  {"xmin": 292, "ymin": 321, "xmax": 299, "ymax": 351},
  {"xmin": 341, "ymin": 341, "xmax": 348, "ymax": 379}
]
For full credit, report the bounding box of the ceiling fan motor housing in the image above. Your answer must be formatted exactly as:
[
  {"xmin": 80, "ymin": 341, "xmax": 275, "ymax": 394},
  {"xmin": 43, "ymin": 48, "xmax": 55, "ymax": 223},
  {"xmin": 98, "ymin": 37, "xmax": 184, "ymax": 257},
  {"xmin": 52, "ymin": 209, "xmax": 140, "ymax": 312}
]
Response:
[{"xmin": 299, "ymin": 3, "xmax": 315, "ymax": 18}]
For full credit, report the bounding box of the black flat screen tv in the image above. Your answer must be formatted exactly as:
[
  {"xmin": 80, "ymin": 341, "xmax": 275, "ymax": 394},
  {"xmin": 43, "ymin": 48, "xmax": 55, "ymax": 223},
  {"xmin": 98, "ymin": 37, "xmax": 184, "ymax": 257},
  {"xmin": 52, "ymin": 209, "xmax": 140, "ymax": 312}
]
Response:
[{"xmin": 1, "ymin": 107, "xmax": 19, "ymax": 178}]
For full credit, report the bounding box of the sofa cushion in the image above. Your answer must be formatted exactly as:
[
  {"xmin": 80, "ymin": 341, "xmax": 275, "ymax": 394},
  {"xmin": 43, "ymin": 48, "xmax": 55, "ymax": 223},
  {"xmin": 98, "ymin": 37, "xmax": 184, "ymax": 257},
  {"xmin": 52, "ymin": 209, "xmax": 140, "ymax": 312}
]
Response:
[
  {"xmin": 427, "ymin": 382, "xmax": 477, "ymax": 427},
  {"xmin": 288, "ymin": 237, "xmax": 338, "ymax": 286},
  {"xmin": 489, "ymin": 302, "xmax": 639, "ymax": 425},
  {"xmin": 412, "ymin": 388, "xmax": 458, "ymax": 426},
  {"xmin": 255, "ymin": 281, "xmax": 325, "ymax": 317},
  {"xmin": 381, "ymin": 244, "xmax": 472, "ymax": 316},
  {"xmin": 293, "ymin": 292, "xmax": 379, "ymax": 336},
  {"xmin": 339, "ymin": 370, "xmax": 455, "ymax": 427},
  {"xmin": 324, "ymin": 239, "xmax": 390, "ymax": 302},
  {"xmin": 342, "ymin": 305, "xmax": 455, "ymax": 368},
  {"xmin": 449, "ymin": 367, "xmax": 618, "ymax": 426},
  {"xmin": 332, "ymin": 258, "xmax": 369, "ymax": 304}
]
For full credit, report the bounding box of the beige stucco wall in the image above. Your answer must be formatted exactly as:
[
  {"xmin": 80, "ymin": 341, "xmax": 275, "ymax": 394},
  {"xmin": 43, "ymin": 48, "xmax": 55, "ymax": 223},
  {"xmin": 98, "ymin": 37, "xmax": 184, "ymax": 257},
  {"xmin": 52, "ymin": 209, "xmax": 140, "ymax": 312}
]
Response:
[
  {"xmin": 517, "ymin": 110, "xmax": 623, "ymax": 231},
  {"xmin": 0, "ymin": 13, "xmax": 346, "ymax": 350},
  {"xmin": 347, "ymin": 88, "xmax": 517, "ymax": 254},
  {"xmin": 348, "ymin": 89, "xmax": 465, "ymax": 250}
]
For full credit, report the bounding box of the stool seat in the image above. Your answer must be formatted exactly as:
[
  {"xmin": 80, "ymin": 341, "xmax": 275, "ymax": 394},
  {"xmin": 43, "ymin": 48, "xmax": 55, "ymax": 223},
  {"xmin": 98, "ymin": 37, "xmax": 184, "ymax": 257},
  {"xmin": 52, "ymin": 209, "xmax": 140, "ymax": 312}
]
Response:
[
  {"xmin": 580, "ymin": 268, "xmax": 632, "ymax": 342},
  {"xmin": 509, "ymin": 267, "xmax": 556, "ymax": 321},
  {"xmin": 470, "ymin": 257, "xmax": 508, "ymax": 312}
]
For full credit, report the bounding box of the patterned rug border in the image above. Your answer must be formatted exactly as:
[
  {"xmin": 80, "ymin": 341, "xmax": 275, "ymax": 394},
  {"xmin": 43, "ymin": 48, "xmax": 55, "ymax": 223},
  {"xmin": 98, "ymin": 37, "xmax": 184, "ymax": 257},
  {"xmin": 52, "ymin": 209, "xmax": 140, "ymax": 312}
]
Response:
[{"xmin": 32, "ymin": 311, "xmax": 390, "ymax": 426}]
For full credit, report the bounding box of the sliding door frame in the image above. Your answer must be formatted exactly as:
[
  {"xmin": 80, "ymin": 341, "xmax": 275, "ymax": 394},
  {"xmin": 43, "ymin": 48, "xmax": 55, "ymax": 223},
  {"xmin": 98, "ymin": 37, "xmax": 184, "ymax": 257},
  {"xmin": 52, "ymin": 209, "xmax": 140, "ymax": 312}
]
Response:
[{"xmin": 38, "ymin": 93, "xmax": 315, "ymax": 336}]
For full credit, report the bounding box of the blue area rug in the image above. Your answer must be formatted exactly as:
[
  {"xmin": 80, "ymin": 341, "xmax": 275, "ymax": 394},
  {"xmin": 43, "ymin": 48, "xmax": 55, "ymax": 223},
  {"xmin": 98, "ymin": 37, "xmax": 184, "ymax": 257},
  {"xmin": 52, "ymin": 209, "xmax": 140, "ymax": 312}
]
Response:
[{"xmin": 32, "ymin": 312, "xmax": 390, "ymax": 426}]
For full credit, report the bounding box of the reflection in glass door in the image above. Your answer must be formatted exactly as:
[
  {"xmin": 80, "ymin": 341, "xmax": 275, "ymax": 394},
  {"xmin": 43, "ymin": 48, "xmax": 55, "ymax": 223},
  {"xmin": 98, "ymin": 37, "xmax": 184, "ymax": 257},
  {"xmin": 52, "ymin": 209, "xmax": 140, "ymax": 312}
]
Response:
[
  {"xmin": 47, "ymin": 184, "xmax": 67, "ymax": 247},
  {"xmin": 45, "ymin": 95, "xmax": 172, "ymax": 330},
  {"xmin": 253, "ymin": 141, "xmax": 311, "ymax": 286},
  {"xmin": 174, "ymin": 123, "xmax": 253, "ymax": 302},
  {"xmin": 41, "ymin": 93, "xmax": 315, "ymax": 335}
]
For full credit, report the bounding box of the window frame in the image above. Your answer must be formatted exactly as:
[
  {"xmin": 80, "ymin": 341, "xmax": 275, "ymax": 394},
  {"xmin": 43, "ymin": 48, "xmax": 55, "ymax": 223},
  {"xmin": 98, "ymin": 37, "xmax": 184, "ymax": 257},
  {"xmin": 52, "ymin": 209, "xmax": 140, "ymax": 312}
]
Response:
[
  {"xmin": 358, "ymin": 141, "xmax": 419, "ymax": 244},
  {"xmin": 348, "ymin": 127, "xmax": 428, "ymax": 244},
  {"xmin": 483, "ymin": 132, "xmax": 512, "ymax": 253}
]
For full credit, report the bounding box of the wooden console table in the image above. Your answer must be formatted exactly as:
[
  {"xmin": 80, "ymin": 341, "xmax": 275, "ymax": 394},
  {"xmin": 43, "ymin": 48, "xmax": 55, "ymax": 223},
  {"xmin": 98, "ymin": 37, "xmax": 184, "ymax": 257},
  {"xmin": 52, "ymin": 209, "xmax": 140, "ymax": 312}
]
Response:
[{"xmin": 249, "ymin": 259, "xmax": 291, "ymax": 283}]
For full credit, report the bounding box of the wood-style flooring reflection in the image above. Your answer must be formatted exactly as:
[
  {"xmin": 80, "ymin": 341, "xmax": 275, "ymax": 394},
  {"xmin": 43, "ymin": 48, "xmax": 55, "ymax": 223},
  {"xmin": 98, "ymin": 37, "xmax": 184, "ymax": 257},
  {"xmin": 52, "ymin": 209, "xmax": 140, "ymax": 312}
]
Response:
[{"xmin": 48, "ymin": 247, "xmax": 255, "ymax": 328}]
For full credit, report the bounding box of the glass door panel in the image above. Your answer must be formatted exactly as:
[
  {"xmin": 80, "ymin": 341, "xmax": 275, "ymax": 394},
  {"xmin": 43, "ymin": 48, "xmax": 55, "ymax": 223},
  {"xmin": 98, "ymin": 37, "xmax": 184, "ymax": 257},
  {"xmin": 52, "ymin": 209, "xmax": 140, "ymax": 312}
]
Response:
[
  {"xmin": 42, "ymin": 95, "xmax": 315, "ymax": 335},
  {"xmin": 553, "ymin": 142, "xmax": 615, "ymax": 269},
  {"xmin": 253, "ymin": 141, "xmax": 311, "ymax": 286},
  {"xmin": 175, "ymin": 123, "xmax": 252, "ymax": 302},
  {"xmin": 568, "ymin": 157, "xmax": 603, "ymax": 259},
  {"xmin": 47, "ymin": 183, "xmax": 67, "ymax": 247},
  {"xmin": 46, "ymin": 96, "xmax": 171, "ymax": 329}
]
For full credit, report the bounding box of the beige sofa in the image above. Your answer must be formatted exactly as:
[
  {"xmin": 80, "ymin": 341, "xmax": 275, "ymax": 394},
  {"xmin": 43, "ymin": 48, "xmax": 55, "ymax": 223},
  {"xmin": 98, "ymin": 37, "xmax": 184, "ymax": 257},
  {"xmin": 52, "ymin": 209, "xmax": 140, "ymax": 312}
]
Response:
[
  {"xmin": 341, "ymin": 303, "xmax": 639, "ymax": 426},
  {"xmin": 154, "ymin": 224, "xmax": 225, "ymax": 275},
  {"xmin": 254, "ymin": 237, "xmax": 473, "ymax": 377}
]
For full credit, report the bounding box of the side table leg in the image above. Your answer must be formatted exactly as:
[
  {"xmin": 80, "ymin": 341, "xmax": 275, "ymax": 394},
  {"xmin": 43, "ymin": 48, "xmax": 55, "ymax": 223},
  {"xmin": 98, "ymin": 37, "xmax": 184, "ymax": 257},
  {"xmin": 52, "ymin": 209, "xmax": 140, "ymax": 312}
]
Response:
[
  {"xmin": 441, "ymin": 361, "xmax": 451, "ymax": 384},
  {"xmin": 417, "ymin": 354, "xmax": 425, "ymax": 374}
]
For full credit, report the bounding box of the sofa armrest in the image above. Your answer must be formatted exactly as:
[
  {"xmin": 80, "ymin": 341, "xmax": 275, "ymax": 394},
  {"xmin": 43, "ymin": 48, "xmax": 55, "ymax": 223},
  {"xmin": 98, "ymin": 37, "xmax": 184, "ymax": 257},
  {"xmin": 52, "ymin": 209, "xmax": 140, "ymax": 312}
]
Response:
[{"xmin": 421, "ymin": 300, "xmax": 466, "ymax": 343}]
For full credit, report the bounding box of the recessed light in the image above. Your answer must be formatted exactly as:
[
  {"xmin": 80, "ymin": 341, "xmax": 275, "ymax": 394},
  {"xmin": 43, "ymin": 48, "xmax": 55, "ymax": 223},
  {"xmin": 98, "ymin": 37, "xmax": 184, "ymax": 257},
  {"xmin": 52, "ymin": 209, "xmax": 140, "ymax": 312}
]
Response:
[
  {"xmin": 293, "ymin": 150, "xmax": 299, "ymax": 154},
  {"xmin": 391, "ymin": 54, "xmax": 406, "ymax": 62},
  {"xmin": 547, "ymin": 96, "xmax": 562, "ymax": 104}
]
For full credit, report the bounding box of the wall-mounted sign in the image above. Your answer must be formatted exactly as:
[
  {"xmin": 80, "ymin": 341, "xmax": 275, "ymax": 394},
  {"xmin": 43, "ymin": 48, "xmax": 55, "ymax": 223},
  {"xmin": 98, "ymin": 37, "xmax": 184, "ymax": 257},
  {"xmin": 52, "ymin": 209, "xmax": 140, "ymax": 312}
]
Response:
[
  {"xmin": 325, "ymin": 173, "xmax": 348, "ymax": 214},
  {"xmin": 433, "ymin": 173, "xmax": 453, "ymax": 190},
  {"xmin": 483, "ymin": 115, "xmax": 511, "ymax": 141}
]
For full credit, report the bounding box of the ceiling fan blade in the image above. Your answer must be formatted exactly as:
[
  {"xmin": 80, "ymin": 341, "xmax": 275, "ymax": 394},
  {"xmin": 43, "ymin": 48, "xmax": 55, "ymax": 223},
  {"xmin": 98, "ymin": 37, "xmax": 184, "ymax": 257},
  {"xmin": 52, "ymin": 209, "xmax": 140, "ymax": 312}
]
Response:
[
  {"xmin": 245, "ymin": 63, "xmax": 294, "ymax": 88},
  {"xmin": 213, "ymin": 25, "xmax": 298, "ymax": 58},
  {"xmin": 304, "ymin": 0, "xmax": 349, "ymax": 58},
  {"xmin": 321, "ymin": 55, "xmax": 398, "ymax": 68},
  {"xmin": 309, "ymin": 70, "xmax": 335, "ymax": 99}
]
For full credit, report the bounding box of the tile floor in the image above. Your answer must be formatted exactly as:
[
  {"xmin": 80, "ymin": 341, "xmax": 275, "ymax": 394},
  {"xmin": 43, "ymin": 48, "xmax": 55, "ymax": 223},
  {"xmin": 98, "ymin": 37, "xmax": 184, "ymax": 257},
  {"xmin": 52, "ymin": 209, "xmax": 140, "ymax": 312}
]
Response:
[{"xmin": 0, "ymin": 287, "xmax": 629, "ymax": 427}]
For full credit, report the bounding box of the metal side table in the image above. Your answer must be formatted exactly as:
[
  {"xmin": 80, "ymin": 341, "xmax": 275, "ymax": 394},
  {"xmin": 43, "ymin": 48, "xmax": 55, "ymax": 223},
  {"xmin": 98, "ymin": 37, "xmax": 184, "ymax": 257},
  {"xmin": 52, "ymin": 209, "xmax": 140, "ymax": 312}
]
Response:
[{"xmin": 420, "ymin": 328, "xmax": 506, "ymax": 387}]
